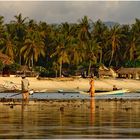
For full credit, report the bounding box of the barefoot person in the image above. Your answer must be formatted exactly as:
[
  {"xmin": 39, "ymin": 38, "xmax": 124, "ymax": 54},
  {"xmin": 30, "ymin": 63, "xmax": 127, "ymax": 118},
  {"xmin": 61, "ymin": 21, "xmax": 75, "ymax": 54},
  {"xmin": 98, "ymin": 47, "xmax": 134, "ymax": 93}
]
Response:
[
  {"xmin": 21, "ymin": 75, "xmax": 30, "ymax": 101},
  {"xmin": 89, "ymin": 77, "xmax": 95, "ymax": 97}
]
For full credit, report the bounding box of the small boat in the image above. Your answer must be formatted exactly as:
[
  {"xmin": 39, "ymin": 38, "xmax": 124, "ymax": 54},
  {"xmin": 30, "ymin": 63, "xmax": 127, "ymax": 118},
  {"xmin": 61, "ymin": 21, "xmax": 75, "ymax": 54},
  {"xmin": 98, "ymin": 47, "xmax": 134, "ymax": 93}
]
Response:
[
  {"xmin": 58, "ymin": 89, "xmax": 79, "ymax": 94},
  {"xmin": 80, "ymin": 89, "xmax": 129, "ymax": 96}
]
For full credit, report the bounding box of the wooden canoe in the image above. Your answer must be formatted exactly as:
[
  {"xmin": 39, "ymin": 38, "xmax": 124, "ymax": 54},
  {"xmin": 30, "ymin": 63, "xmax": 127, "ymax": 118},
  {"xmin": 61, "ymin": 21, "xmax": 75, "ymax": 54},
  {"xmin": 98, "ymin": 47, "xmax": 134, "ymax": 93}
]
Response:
[{"xmin": 80, "ymin": 89, "xmax": 129, "ymax": 96}]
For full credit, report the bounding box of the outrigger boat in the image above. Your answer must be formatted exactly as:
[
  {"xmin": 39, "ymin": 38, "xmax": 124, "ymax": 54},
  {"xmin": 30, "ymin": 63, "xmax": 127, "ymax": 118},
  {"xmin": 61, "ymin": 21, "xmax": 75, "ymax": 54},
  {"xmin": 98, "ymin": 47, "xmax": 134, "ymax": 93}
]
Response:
[{"xmin": 79, "ymin": 89, "xmax": 129, "ymax": 96}]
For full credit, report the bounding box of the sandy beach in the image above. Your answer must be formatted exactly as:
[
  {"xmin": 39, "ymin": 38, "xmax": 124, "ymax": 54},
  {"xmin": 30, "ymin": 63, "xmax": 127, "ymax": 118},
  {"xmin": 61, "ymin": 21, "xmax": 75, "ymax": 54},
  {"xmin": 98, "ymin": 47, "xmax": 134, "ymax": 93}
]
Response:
[{"xmin": 0, "ymin": 76, "xmax": 140, "ymax": 93}]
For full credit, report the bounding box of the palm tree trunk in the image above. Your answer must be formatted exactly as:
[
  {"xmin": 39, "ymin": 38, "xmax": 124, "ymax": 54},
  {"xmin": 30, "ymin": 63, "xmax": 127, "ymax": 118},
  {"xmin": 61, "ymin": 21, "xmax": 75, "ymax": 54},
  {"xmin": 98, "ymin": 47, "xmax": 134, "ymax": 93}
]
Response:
[
  {"xmin": 88, "ymin": 60, "xmax": 92, "ymax": 77},
  {"xmin": 109, "ymin": 38, "xmax": 115, "ymax": 66},
  {"xmin": 55, "ymin": 70, "xmax": 58, "ymax": 77},
  {"xmin": 19, "ymin": 55, "xmax": 21, "ymax": 65},
  {"xmin": 99, "ymin": 50, "xmax": 102, "ymax": 64},
  {"xmin": 28, "ymin": 60, "xmax": 31, "ymax": 68},
  {"xmin": 31, "ymin": 55, "xmax": 34, "ymax": 68},
  {"xmin": 59, "ymin": 60, "xmax": 62, "ymax": 77},
  {"xmin": 109, "ymin": 51, "xmax": 114, "ymax": 66}
]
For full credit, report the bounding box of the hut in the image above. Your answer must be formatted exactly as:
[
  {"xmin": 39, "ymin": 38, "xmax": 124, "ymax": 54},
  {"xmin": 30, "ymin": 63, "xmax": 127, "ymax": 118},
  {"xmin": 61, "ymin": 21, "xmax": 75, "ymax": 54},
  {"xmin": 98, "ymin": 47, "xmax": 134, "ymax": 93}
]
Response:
[
  {"xmin": 117, "ymin": 67, "xmax": 140, "ymax": 79},
  {"xmin": 99, "ymin": 65, "xmax": 117, "ymax": 78},
  {"xmin": 16, "ymin": 65, "xmax": 38, "ymax": 77},
  {"xmin": 0, "ymin": 51, "xmax": 13, "ymax": 65},
  {"xmin": 0, "ymin": 51, "xmax": 13, "ymax": 76}
]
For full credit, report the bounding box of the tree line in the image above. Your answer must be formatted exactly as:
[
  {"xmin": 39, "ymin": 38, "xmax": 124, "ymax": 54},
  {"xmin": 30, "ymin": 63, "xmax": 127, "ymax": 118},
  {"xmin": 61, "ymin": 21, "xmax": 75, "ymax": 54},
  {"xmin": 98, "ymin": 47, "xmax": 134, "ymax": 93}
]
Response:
[{"xmin": 0, "ymin": 13, "xmax": 140, "ymax": 77}]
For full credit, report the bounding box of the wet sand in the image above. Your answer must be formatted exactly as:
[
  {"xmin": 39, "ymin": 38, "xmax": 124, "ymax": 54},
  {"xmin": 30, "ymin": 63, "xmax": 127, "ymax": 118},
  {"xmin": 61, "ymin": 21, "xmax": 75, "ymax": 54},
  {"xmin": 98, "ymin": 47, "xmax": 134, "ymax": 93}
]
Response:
[{"xmin": 0, "ymin": 76, "xmax": 140, "ymax": 93}]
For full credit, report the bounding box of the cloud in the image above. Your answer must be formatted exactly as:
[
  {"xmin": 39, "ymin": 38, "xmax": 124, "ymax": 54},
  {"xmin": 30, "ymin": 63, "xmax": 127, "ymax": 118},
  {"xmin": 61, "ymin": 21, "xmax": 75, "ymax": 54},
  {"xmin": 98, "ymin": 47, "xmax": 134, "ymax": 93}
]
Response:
[{"xmin": 0, "ymin": 1, "xmax": 140, "ymax": 24}]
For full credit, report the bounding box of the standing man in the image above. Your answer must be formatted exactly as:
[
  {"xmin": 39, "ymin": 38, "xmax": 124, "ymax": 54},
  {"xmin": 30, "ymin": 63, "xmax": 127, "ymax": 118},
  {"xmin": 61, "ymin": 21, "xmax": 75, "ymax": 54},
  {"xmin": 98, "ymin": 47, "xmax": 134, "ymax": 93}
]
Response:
[
  {"xmin": 21, "ymin": 75, "xmax": 30, "ymax": 101},
  {"xmin": 89, "ymin": 77, "xmax": 95, "ymax": 97}
]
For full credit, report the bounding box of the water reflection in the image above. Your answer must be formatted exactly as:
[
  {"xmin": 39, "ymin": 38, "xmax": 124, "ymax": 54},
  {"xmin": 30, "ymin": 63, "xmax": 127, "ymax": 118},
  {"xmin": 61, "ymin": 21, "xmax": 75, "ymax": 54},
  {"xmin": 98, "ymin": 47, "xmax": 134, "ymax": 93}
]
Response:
[
  {"xmin": 21, "ymin": 100, "xmax": 28, "ymax": 130},
  {"xmin": 0, "ymin": 100, "xmax": 140, "ymax": 139},
  {"xmin": 90, "ymin": 97, "xmax": 95, "ymax": 125}
]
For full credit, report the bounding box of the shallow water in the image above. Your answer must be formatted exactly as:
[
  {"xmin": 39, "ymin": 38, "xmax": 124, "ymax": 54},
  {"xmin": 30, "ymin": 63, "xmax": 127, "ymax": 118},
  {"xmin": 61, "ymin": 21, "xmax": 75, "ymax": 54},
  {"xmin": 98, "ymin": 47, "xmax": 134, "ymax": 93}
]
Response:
[
  {"xmin": 1, "ymin": 92, "xmax": 140, "ymax": 100},
  {"xmin": 0, "ymin": 98, "xmax": 140, "ymax": 139}
]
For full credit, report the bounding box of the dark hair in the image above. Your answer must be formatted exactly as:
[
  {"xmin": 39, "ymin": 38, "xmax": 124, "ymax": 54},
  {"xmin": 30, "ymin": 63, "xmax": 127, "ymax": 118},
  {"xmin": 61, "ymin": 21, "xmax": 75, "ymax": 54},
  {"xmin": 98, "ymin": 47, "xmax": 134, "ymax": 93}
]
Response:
[{"xmin": 91, "ymin": 75, "xmax": 94, "ymax": 78}]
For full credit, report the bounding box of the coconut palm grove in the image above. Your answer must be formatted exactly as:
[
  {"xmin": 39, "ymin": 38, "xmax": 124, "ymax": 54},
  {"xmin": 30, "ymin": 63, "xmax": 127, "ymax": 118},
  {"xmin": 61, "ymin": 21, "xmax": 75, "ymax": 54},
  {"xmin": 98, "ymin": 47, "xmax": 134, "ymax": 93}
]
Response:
[{"xmin": 0, "ymin": 13, "xmax": 140, "ymax": 77}]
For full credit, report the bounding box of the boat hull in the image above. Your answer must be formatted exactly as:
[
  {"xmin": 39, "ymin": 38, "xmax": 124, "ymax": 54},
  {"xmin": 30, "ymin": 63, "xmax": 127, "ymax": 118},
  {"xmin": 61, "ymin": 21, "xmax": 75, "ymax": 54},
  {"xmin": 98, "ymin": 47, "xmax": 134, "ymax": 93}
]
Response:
[{"xmin": 80, "ymin": 89, "xmax": 129, "ymax": 96}]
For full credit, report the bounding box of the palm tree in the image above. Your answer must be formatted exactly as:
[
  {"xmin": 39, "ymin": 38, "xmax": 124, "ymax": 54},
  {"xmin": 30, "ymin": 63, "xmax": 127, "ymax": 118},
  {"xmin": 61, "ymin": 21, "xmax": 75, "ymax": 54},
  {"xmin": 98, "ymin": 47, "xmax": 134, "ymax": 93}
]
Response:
[
  {"xmin": 107, "ymin": 24, "xmax": 123, "ymax": 66},
  {"xmin": 91, "ymin": 19, "xmax": 108, "ymax": 64},
  {"xmin": 132, "ymin": 18, "xmax": 140, "ymax": 36},
  {"xmin": 0, "ymin": 22, "xmax": 17, "ymax": 62},
  {"xmin": 20, "ymin": 30, "xmax": 45, "ymax": 67},
  {"xmin": 51, "ymin": 32, "xmax": 70, "ymax": 77},
  {"xmin": 1, "ymin": 32, "xmax": 15, "ymax": 61},
  {"xmin": 0, "ymin": 16, "xmax": 5, "ymax": 47},
  {"xmin": 0, "ymin": 16, "xmax": 4, "ymax": 34},
  {"xmin": 85, "ymin": 39, "xmax": 101, "ymax": 76},
  {"xmin": 51, "ymin": 22, "xmax": 81, "ymax": 77},
  {"xmin": 0, "ymin": 18, "xmax": 16, "ymax": 61},
  {"xmin": 12, "ymin": 13, "xmax": 28, "ymax": 31},
  {"xmin": 123, "ymin": 26, "xmax": 140, "ymax": 66},
  {"xmin": 38, "ymin": 21, "xmax": 52, "ymax": 38},
  {"xmin": 78, "ymin": 16, "xmax": 91, "ymax": 42},
  {"xmin": 69, "ymin": 40, "xmax": 85, "ymax": 66},
  {"xmin": 61, "ymin": 22, "xmax": 84, "ymax": 65},
  {"xmin": 12, "ymin": 13, "xmax": 28, "ymax": 65},
  {"xmin": 92, "ymin": 19, "xmax": 107, "ymax": 43}
]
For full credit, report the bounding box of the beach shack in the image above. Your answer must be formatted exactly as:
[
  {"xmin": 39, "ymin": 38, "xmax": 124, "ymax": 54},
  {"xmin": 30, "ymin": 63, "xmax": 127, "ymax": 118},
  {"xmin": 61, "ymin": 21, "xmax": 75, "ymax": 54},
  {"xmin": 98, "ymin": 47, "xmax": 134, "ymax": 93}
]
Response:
[
  {"xmin": 16, "ymin": 65, "xmax": 38, "ymax": 77},
  {"xmin": 98, "ymin": 65, "xmax": 117, "ymax": 78},
  {"xmin": 117, "ymin": 67, "xmax": 140, "ymax": 79},
  {"xmin": 0, "ymin": 51, "xmax": 13, "ymax": 76}
]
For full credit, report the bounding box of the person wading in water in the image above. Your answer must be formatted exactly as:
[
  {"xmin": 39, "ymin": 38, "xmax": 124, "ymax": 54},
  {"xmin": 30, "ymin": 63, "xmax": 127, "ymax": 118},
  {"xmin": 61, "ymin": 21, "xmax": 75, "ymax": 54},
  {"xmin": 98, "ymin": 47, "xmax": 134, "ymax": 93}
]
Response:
[
  {"xmin": 89, "ymin": 77, "xmax": 95, "ymax": 97},
  {"xmin": 21, "ymin": 75, "xmax": 30, "ymax": 101}
]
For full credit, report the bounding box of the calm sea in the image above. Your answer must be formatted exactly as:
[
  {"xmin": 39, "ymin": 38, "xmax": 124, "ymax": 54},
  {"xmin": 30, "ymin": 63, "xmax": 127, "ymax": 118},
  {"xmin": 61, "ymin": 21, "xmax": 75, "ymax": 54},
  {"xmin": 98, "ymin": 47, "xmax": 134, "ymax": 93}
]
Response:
[{"xmin": 0, "ymin": 92, "xmax": 140, "ymax": 139}]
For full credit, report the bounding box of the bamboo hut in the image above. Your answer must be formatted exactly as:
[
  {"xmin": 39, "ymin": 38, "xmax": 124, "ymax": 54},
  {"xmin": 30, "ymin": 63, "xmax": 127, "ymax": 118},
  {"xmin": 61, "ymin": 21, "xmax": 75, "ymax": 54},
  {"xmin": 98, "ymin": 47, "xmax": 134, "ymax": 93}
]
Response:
[{"xmin": 117, "ymin": 67, "xmax": 140, "ymax": 79}]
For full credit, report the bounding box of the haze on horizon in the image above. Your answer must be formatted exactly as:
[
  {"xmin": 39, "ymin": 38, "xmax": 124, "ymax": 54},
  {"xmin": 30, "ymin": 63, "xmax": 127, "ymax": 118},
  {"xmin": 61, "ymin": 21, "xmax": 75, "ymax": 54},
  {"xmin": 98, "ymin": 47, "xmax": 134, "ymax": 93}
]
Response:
[{"xmin": 0, "ymin": 1, "xmax": 140, "ymax": 24}]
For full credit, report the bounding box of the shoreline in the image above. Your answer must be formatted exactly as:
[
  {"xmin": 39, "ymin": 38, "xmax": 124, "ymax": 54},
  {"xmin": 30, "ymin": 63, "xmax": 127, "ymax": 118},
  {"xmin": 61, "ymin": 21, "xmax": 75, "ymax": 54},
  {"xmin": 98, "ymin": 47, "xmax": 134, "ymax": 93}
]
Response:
[{"xmin": 0, "ymin": 76, "xmax": 140, "ymax": 93}]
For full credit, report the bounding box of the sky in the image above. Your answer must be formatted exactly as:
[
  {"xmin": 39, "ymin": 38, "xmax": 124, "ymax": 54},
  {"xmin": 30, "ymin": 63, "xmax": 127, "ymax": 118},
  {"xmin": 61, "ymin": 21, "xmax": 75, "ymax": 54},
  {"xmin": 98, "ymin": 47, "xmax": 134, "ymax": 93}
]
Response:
[{"xmin": 0, "ymin": 1, "xmax": 140, "ymax": 24}]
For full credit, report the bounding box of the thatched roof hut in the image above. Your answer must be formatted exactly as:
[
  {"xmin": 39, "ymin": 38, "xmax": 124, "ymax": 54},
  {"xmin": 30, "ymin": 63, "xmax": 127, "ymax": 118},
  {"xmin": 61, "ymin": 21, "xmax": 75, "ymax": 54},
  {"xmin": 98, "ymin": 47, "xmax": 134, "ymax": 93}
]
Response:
[
  {"xmin": 99, "ymin": 65, "xmax": 109, "ymax": 71},
  {"xmin": 0, "ymin": 51, "xmax": 13, "ymax": 76},
  {"xmin": 117, "ymin": 67, "xmax": 140, "ymax": 74},
  {"xmin": 117, "ymin": 67, "xmax": 140, "ymax": 79},
  {"xmin": 16, "ymin": 65, "xmax": 38, "ymax": 77},
  {"xmin": 0, "ymin": 51, "xmax": 13, "ymax": 65},
  {"xmin": 99, "ymin": 65, "xmax": 117, "ymax": 78},
  {"xmin": 18, "ymin": 65, "xmax": 31, "ymax": 72}
]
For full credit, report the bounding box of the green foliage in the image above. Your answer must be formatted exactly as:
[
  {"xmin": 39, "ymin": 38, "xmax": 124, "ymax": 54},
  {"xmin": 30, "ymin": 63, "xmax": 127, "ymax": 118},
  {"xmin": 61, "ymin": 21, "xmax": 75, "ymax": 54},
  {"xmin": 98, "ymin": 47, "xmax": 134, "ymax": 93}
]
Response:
[
  {"xmin": 34, "ymin": 66, "xmax": 47, "ymax": 73},
  {"xmin": 124, "ymin": 60, "xmax": 140, "ymax": 67},
  {"xmin": 8, "ymin": 63, "xmax": 20, "ymax": 73},
  {"xmin": 1, "ymin": 14, "xmax": 140, "ymax": 77},
  {"xmin": 34, "ymin": 66, "xmax": 56, "ymax": 77},
  {"xmin": 0, "ymin": 61, "xmax": 4, "ymax": 71},
  {"xmin": 39, "ymin": 70, "xmax": 56, "ymax": 78}
]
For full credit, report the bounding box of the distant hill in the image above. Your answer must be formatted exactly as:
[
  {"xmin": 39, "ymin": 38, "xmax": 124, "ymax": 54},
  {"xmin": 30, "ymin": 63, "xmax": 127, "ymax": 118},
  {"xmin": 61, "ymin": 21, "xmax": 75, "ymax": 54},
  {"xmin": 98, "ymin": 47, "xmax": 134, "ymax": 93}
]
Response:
[
  {"xmin": 104, "ymin": 21, "xmax": 119, "ymax": 27},
  {"xmin": 51, "ymin": 21, "xmax": 120, "ymax": 28}
]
